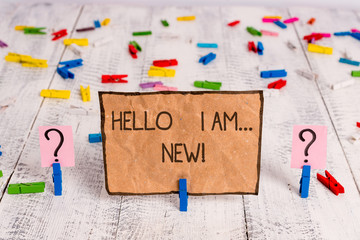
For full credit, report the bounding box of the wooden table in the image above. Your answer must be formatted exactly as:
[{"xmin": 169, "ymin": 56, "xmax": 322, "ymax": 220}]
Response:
[{"xmin": 0, "ymin": 3, "xmax": 360, "ymax": 239}]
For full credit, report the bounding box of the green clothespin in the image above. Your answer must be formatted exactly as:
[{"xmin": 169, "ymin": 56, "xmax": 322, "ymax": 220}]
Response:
[
  {"xmin": 132, "ymin": 31, "xmax": 152, "ymax": 36},
  {"xmin": 161, "ymin": 20, "xmax": 169, "ymax": 27},
  {"xmin": 194, "ymin": 81, "xmax": 222, "ymax": 90},
  {"xmin": 352, "ymin": 70, "xmax": 360, "ymax": 77},
  {"xmin": 0, "ymin": 170, "xmax": 3, "ymax": 178},
  {"xmin": 8, "ymin": 182, "xmax": 45, "ymax": 194},
  {"xmin": 24, "ymin": 27, "xmax": 46, "ymax": 35},
  {"xmin": 129, "ymin": 41, "xmax": 142, "ymax": 51},
  {"xmin": 246, "ymin": 26, "xmax": 262, "ymax": 37}
]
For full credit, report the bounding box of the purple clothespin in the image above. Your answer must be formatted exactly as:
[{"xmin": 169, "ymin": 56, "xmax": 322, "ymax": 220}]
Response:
[
  {"xmin": 139, "ymin": 81, "xmax": 163, "ymax": 89},
  {"xmin": 0, "ymin": 40, "xmax": 8, "ymax": 48}
]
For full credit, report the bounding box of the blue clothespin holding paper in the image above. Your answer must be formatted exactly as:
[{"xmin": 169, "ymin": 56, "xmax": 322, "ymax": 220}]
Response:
[
  {"xmin": 179, "ymin": 179, "xmax": 188, "ymax": 212},
  {"xmin": 52, "ymin": 163, "xmax": 62, "ymax": 196},
  {"xmin": 299, "ymin": 165, "xmax": 311, "ymax": 198}
]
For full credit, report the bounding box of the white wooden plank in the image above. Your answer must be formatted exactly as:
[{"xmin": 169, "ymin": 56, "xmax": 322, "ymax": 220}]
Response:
[
  {"xmin": 221, "ymin": 6, "xmax": 360, "ymax": 239},
  {"xmin": 0, "ymin": 3, "xmax": 81, "ymax": 194}
]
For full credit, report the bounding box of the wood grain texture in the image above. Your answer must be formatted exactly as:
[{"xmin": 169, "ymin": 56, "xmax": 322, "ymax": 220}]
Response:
[{"xmin": 0, "ymin": 3, "xmax": 360, "ymax": 240}]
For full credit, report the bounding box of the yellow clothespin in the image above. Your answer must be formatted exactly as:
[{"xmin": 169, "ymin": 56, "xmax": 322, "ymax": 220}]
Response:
[
  {"xmin": 40, "ymin": 90, "xmax": 71, "ymax": 99},
  {"xmin": 80, "ymin": 85, "xmax": 90, "ymax": 102},
  {"xmin": 14, "ymin": 26, "xmax": 34, "ymax": 31},
  {"xmin": 148, "ymin": 66, "xmax": 176, "ymax": 77},
  {"xmin": 4, "ymin": 53, "xmax": 31, "ymax": 63},
  {"xmin": 22, "ymin": 59, "xmax": 48, "ymax": 68},
  {"xmin": 101, "ymin": 18, "xmax": 111, "ymax": 26},
  {"xmin": 308, "ymin": 43, "xmax": 333, "ymax": 55},
  {"xmin": 63, "ymin": 39, "xmax": 89, "ymax": 46},
  {"xmin": 263, "ymin": 16, "xmax": 282, "ymax": 19},
  {"xmin": 177, "ymin": 16, "xmax": 196, "ymax": 21}
]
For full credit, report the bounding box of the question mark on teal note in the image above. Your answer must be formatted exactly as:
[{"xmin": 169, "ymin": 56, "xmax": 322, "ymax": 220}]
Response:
[
  {"xmin": 299, "ymin": 129, "xmax": 316, "ymax": 164},
  {"xmin": 44, "ymin": 128, "xmax": 64, "ymax": 163}
]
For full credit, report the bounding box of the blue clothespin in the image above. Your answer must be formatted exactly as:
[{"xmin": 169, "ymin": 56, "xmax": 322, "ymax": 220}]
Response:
[
  {"xmin": 89, "ymin": 133, "xmax": 102, "ymax": 143},
  {"xmin": 257, "ymin": 41, "xmax": 264, "ymax": 55},
  {"xmin": 0, "ymin": 145, "xmax": 2, "ymax": 156},
  {"xmin": 274, "ymin": 20, "xmax": 287, "ymax": 29},
  {"xmin": 300, "ymin": 165, "xmax": 311, "ymax": 198},
  {"xmin": 350, "ymin": 32, "xmax": 360, "ymax": 41},
  {"xmin": 59, "ymin": 59, "xmax": 83, "ymax": 69},
  {"xmin": 339, "ymin": 58, "xmax": 360, "ymax": 66},
  {"xmin": 199, "ymin": 52, "xmax": 216, "ymax": 65},
  {"xmin": 197, "ymin": 43, "xmax": 218, "ymax": 48},
  {"xmin": 57, "ymin": 66, "xmax": 75, "ymax": 79},
  {"xmin": 94, "ymin": 20, "xmax": 101, "ymax": 28},
  {"xmin": 334, "ymin": 31, "xmax": 351, "ymax": 36},
  {"xmin": 260, "ymin": 69, "xmax": 287, "ymax": 78},
  {"xmin": 52, "ymin": 163, "xmax": 62, "ymax": 196},
  {"xmin": 179, "ymin": 178, "xmax": 188, "ymax": 212}
]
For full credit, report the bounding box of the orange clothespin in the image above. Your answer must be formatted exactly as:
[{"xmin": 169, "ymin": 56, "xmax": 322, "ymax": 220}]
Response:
[{"xmin": 317, "ymin": 170, "xmax": 344, "ymax": 196}]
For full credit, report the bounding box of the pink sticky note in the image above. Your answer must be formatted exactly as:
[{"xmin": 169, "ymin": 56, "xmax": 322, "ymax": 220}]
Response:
[
  {"xmin": 39, "ymin": 126, "xmax": 75, "ymax": 167},
  {"xmin": 291, "ymin": 125, "xmax": 327, "ymax": 169}
]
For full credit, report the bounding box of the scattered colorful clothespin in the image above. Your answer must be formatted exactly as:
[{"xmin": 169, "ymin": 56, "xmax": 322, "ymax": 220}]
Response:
[
  {"xmin": 317, "ymin": 170, "xmax": 344, "ymax": 196},
  {"xmin": 350, "ymin": 32, "xmax": 360, "ymax": 41},
  {"xmin": 0, "ymin": 40, "xmax": 8, "ymax": 48},
  {"xmin": 177, "ymin": 16, "xmax": 196, "ymax": 21},
  {"xmin": 94, "ymin": 20, "xmax": 101, "ymax": 28},
  {"xmin": 52, "ymin": 163, "xmax": 62, "ymax": 196},
  {"xmin": 57, "ymin": 59, "xmax": 83, "ymax": 79},
  {"xmin": 227, "ymin": 20, "xmax": 240, "ymax": 27},
  {"xmin": 257, "ymin": 41, "xmax": 264, "ymax": 55},
  {"xmin": 129, "ymin": 41, "xmax": 142, "ymax": 51},
  {"xmin": 300, "ymin": 165, "xmax": 311, "ymax": 198},
  {"xmin": 161, "ymin": 20, "xmax": 169, "ymax": 27},
  {"xmin": 14, "ymin": 25, "xmax": 34, "ymax": 31},
  {"xmin": 8, "ymin": 182, "xmax": 45, "ymax": 194},
  {"xmin": 307, "ymin": 18, "xmax": 315, "ymax": 25},
  {"xmin": 263, "ymin": 16, "xmax": 282, "ymax": 19},
  {"xmin": 268, "ymin": 79, "xmax": 286, "ymax": 89},
  {"xmin": 0, "ymin": 145, "xmax": 2, "ymax": 157},
  {"xmin": 153, "ymin": 59, "xmax": 178, "ymax": 67},
  {"xmin": 339, "ymin": 58, "xmax": 360, "ymax": 66},
  {"xmin": 140, "ymin": 81, "xmax": 164, "ymax": 89},
  {"xmin": 357, "ymin": 122, "xmax": 360, "ymax": 128},
  {"xmin": 80, "ymin": 85, "xmax": 90, "ymax": 102},
  {"xmin": 312, "ymin": 32, "xmax": 331, "ymax": 38},
  {"xmin": 352, "ymin": 71, "xmax": 360, "ymax": 77},
  {"xmin": 334, "ymin": 31, "xmax": 351, "ymax": 36},
  {"xmin": 128, "ymin": 44, "xmax": 138, "ymax": 59},
  {"xmin": 24, "ymin": 27, "xmax": 46, "ymax": 34},
  {"xmin": 287, "ymin": 41, "xmax": 296, "ymax": 50},
  {"xmin": 64, "ymin": 39, "xmax": 88, "ymax": 46},
  {"xmin": 148, "ymin": 66, "xmax": 176, "ymax": 77},
  {"xmin": 76, "ymin": 27, "xmax": 95, "ymax": 32},
  {"xmin": 295, "ymin": 69, "xmax": 317, "ymax": 80},
  {"xmin": 284, "ymin": 17, "xmax": 299, "ymax": 24},
  {"xmin": 261, "ymin": 69, "xmax": 287, "ymax": 78},
  {"xmin": 194, "ymin": 80, "xmax": 222, "ymax": 90},
  {"xmin": 262, "ymin": 18, "xmax": 280, "ymax": 23},
  {"xmin": 273, "ymin": 21, "xmax": 287, "ymax": 29},
  {"xmin": 179, "ymin": 178, "xmax": 188, "ymax": 212},
  {"xmin": 5, "ymin": 52, "xmax": 48, "ymax": 68},
  {"xmin": 68, "ymin": 44, "xmax": 83, "ymax": 56},
  {"xmin": 331, "ymin": 79, "xmax": 355, "ymax": 90},
  {"xmin": 308, "ymin": 43, "xmax": 333, "ymax": 55},
  {"xmin": 52, "ymin": 29, "xmax": 67, "ymax": 41},
  {"xmin": 153, "ymin": 84, "xmax": 178, "ymax": 91},
  {"xmin": 132, "ymin": 31, "xmax": 152, "ymax": 36},
  {"xmin": 199, "ymin": 52, "xmax": 216, "ymax": 65},
  {"xmin": 89, "ymin": 133, "xmax": 102, "ymax": 143},
  {"xmin": 102, "ymin": 75, "xmax": 128, "ymax": 83},
  {"xmin": 303, "ymin": 33, "xmax": 323, "ymax": 42},
  {"xmin": 197, "ymin": 43, "xmax": 218, "ymax": 48},
  {"xmin": 40, "ymin": 90, "xmax": 71, "ymax": 99},
  {"xmin": 261, "ymin": 30, "xmax": 278, "ymax": 36},
  {"xmin": 247, "ymin": 26, "xmax": 262, "ymax": 36},
  {"xmin": 101, "ymin": 18, "xmax": 111, "ymax": 26},
  {"xmin": 0, "ymin": 170, "xmax": 3, "ymax": 177},
  {"xmin": 351, "ymin": 29, "xmax": 360, "ymax": 33}
]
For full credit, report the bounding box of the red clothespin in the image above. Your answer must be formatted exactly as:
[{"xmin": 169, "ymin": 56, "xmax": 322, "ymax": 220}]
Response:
[
  {"xmin": 356, "ymin": 122, "xmax": 360, "ymax": 128},
  {"xmin": 153, "ymin": 59, "xmax": 178, "ymax": 67},
  {"xmin": 303, "ymin": 33, "xmax": 323, "ymax": 42},
  {"xmin": 307, "ymin": 18, "xmax": 315, "ymax": 25},
  {"xmin": 317, "ymin": 170, "xmax": 344, "ymax": 196},
  {"xmin": 101, "ymin": 75, "xmax": 128, "ymax": 83},
  {"xmin": 52, "ymin": 29, "xmax": 67, "ymax": 41},
  {"xmin": 248, "ymin": 41, "xmax": 257, "ymax": 53},
  {"xmin": 267, "ymin": 79, "xmax": 287, "ymax": 89},
  {"xmin": 228, "ymin": 20, "xmax": 240, "ymax": 27},
  {"xmin": 129, "ymin": 44, "xmax": 137, "ymax": 59}
]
